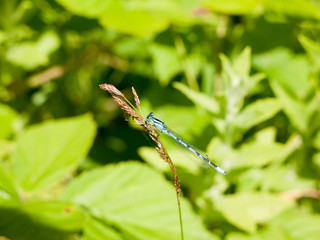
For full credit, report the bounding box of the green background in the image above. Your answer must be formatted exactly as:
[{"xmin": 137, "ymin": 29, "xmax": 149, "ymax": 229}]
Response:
[{"xmin": 0, "ymin": 0, "xmax": 320, "ymax": 239}]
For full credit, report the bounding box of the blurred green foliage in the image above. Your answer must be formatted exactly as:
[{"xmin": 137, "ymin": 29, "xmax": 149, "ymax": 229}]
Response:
[{"xmin": 0, "ymin": 0, "xmax": 320, "ymax": 239}]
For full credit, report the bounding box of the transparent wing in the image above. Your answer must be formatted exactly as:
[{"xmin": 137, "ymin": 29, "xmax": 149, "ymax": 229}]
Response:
[{"xmin": 162, "ymin": 125, "xmax": 226, "ymax": 175}]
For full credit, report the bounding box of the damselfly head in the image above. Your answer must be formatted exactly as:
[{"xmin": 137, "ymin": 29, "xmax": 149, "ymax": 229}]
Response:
[{"xmin": 146, "ymin": 112, "xmax": 154, "ymax": 122}]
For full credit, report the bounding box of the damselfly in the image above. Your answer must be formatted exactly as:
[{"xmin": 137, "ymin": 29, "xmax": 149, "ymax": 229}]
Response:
[{"xmin": 146, "ymin": 112, "xmax": 226, "ymax": 175}]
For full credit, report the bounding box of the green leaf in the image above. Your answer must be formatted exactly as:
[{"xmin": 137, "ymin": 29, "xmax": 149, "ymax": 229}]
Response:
[
  {"xmin": 0, "ymin": 104, "xmax": 18, "ymax": 139},
  {"xmin": 55, "ymin": 0, "xmax": 110, "ymax": 17},
  {"xmin": 12, "ymin": 114, "xmax": 96, "ymax": 194},
  {"xmin": 264, "ymin": 0, "xmax": 320, "ymax": 20},
  {"xmin": 204, "ymin": 0, "xmax": 320, "ymax": 19},
  {"xmin": 233, "ymin": 98, "xmax": 282, "ymax": 132},
  {"xmin": 225, "ymin": 232, "xmax": 261, "ymax": 240},
  {"xmin": 313, "ymin": 153, "xmax": 320, "ymax": 169},
  {"xmin": 237, "ymin": 169, "xmax": 263, "ymax": 192},
  {"xmin": 99, "ymin": 2, "xmax": 169, "ymax": 37},
  {"xmin": 253, "ymin": 127, "xmax": 277, "ymax": 144},
  {"xmin": 6, "ymin": 31, "xmax": 60, "ymax": 70},
  {"xmin": 56, "ymin": 0, "xmax": 203, "ymax": 36},
  {"xmin": 0, "ymin": 200, "xmax": 87, "ymax": 240},
  {"xmin": 84, "ymin": 217, "xmax": 124, "ymax": 240},
  {"xmin": 138, "ymin": 146, "xmax": 171, "ymax": 172},
  {"xmin": 282, "ymin": 217, "xmax": 320, "ymax": 240},
  {"xmin": 271, "ymin": 209, "xmax": 320, "ymax": 240},
  {"xmin": 299, "ymin": 34, "xmax": 320, "ymax": 72},
  {"xmin": 260, "ymin": 164, "xmax": 315, "ymax": 191},
  {"xmin": 173, "ymin": 82, "xmax": 220, "ymax": 114},
  {"xmin": 219, "ymin": 47, "xmax": 265, "ymax": 116},
  {"xmin": 149, "ymin": 44, "xmax": 182, "ymax": 85},
  {"xmin": 184, "ymin": 54, "xmax": 206, "ymax": 81},
  {"xmin": 253, "ymin": 48, "xmax": 311, "ymax": 98},
  {"xmin": 226, "ymin": 225, "xmax": 291, "ymax": 240},
  {"xmin": 234, "ymin": 46, "xmax": 252, "ymax": 78},
  {"xmin": 57, "ymin": 0, "xmax": 170, "ymax": 36},
  {"xmin": 203, "ymin": 0, "xmax": 262, "ymax": 15},
  {"xmin": 208, "ymin": 138, "xmax": 287, "ymax": 171},
  {"xmin": 258, "ymin": 225, "xmax": 289, "ymax": 240},
  {"xmin": 313, "ymin": 130, "xmax": 320, "ymax": 150},
  {"xmin": 113, "ymin": 37, "xmax": 149, "ymax": 59},
  {"xmin": 22, "ymin": 201, "xmax": 88, "ymax": 232},
  {"xmin": 216, "ymin": 197, "xmax": 257, "ymax": 233},
  {"xmin": 232, "ymin": 141, "xmax": 286, "ymax": 169},
  {"xmin": 270, "ymin": 79, "xmax": 308, "ymax": 132},
  {"xmin": 138, "ymin": 146, "xmax": 201, "ymax": 174},
  {"xmin": 0, "ymin": 165, "xmax": 19, "ymax": 197},
  {"xmin": 214, "ymin": 193, "xmax": 294, "ymax": 233},
  {"xmin": 0, "ymin": 139, "xmax": 15, "ymax": 159},
  {"xmin": 61, "ymin": 162, "xmax": 216, "ymax": 240},
  {"xmin": 202, "ymin": 63, "xmax": 216, "ymax": 96}
]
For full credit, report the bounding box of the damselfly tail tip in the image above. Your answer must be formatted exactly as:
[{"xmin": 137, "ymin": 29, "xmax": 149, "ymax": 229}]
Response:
[{"xmin": 216, "ymin": 166, "xmax": 227, "ymax": 175}]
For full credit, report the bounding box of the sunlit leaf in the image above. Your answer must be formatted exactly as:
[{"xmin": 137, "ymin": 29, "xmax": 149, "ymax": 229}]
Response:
[
  {"xmin": 6, "ymin": 31, "xmax": 60, "ymax": 70},
  {"xmin": 269, "ymin": 79, "xmax": 308, "ymax": 132},
  {"xmin": 203, "ymin": 0, "xmax": 262, "ymax": 15},
  {"xmin": 214, "ymin": 193, "xmax": 294, "ymax": 233},
  {"xmin": 271, "ymin": 209, "xmax": 320, "ymax": 240},
  {"xmin": 299, "ymin": 34, "xmax": 320, "ymax": 72},
  {"xmin": 0, "ymin": 140, "xmax": 15, "ymax": 159},
  {"xmin": 219, "ymin": 47, "xmax": 265, "ymax": 117},
  {"xmin": 0, "ymin": 200, "xmax": 87, "ymax": 240},
  {"xmin": 253, "ymin": 48, "xmax": 311, "ymax": 98},
  {"xmin": 149, "ymin": 44, "xmax": 182, "ymax": 85},
  {"xmin": 113, "ymin": 37, "xmax": 149, "ymax": 59},
  {"xmin": 12, "ymin": 114, "xmax": 96, "ymax": 194},
  {"xmin": 99, "ymin": 2, "xmax": 169, "ymax": 37},
  {"xmin": 233, "ymin": 98, "xmax": 282, "ymax": 132},
  {"xmin": 313, "ymin": 130, "xmax": 320, "ymax": 150},
  {"xmin": 22, "ymin": 201, "xmax": 88, "ymax": 231},
  {"xmin": 55, "ymin": 0, "xmax": 110, "ymax": 17},
  {"xmin": 0, "ymin": 104, "xmax": 18, "ymax": 139},
  {"xmin": 253, "ymin": 127, "xmax": 277, "ymax": 144},
  {"xmin": 260, "ymin": 164, "xmax": 315, "ymax": 191},
  {"xmin": 0, "ymin": 165, "xmax": 18, "ymax": 197},
  {"xmin": 61, "ymin": 162, "xmax": 217, "ymax": 240},
  {"xmin": 264, "ymin": 0, "xmax": 320, "ymax": 20},
  {"xmin": 138, "ymin": 146, "xmax": 201, "ymax": 174},
  {"xmin": 202, "ymin": 63, "xmax": 216, "ymax": 96},
  {"xmin": 237, "ymin": 169, "xmax": 263, "ymax": 192},
  {"xmin": 173, "ymin": 82, "xmax": 220, "ymax": 114},
  {"xmin": 138, "ymin": 146, "xmax": 171, "ymax": 171},
  {"xmin": 232, "ymin": 141, "xmax": 286, "ymax": 169},
  {"xmin": 225, "ymin": 232, "xmax": 255, "ymax": 240},
  {"xmin": 216, "ymin": 197, "xmax": 256, "ymax": 233},
  {"xmin": 56, "ymin": 0, "xmax": 199, "ymax": 36},
  {"xmin": 313, "ymin": 153, "xmax": 320, "ymax": 169},
  {"xmin": 184, "ymin": 54, "xmax": 206, "ymax": 82},
  {"xmin": 234, "ymin": 46, "xmax": 252, "ymax": 78},
  {"xmin": 258, "ymin": 225, "xmax": 289, "ymax": 240},
  {"xmin": 84, "ymin": 217, "xmax": 123, "ymax": 240},
  {"xmin": 226, "ymin": 225, "xmax": 290, "ymax": 240},
  {"xmin": 204, "ymin": 0, "xmax": 320, "ymax": 20},
  {"xmin": 208, "ymin": 139, "xmax": 286, "ymax": 170}
]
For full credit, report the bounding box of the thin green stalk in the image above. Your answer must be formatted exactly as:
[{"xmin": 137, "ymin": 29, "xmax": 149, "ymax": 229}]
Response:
[{"xmin": 177, "ymin": 193, "xmax": 184, "ymax": 240}]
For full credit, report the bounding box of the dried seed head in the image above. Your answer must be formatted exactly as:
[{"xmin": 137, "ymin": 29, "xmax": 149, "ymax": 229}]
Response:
[
  {"xmin": 132, "ymin": 87, "xmax": 141, "ymax": 112},
  {"xmin": 99, "ymin": 84, "xmax": 125, "ymax": 98},
  {"xmin": 113, "ymin": 97, "xmax": 140, "ymax": 119}
]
